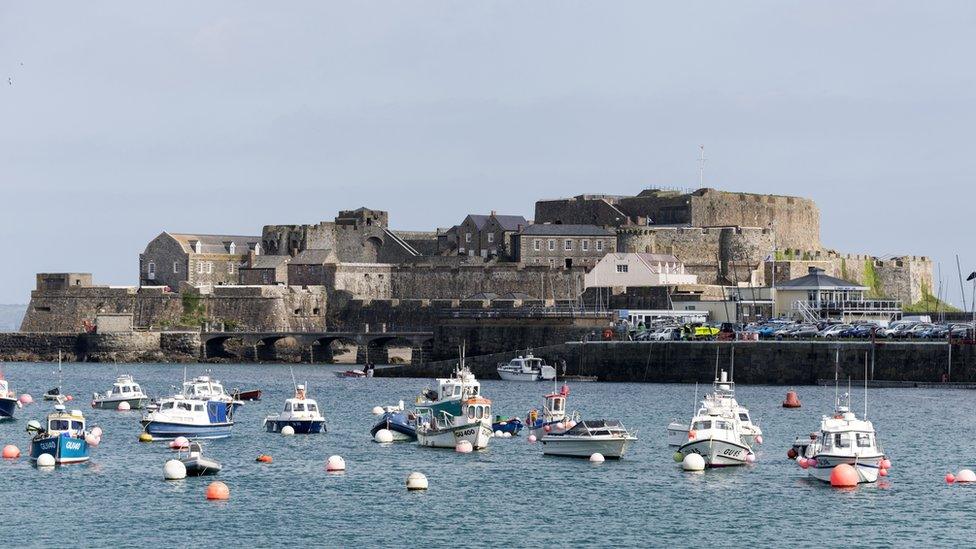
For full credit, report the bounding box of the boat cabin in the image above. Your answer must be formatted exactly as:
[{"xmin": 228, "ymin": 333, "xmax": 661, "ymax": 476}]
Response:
[
  {"xmin": 434, "ymin": 372, "xmax": 480, "ymax": 402},
  {"xmin": 463, "ymin": 397, "xmax": 492, "ymax": 422},
  {"xmin": 109, "ymin": 375, "xmax": 143, "ymax": 397},
  {"xmin": 281, "ymin": 398, "xmax": 320, "ymax": 416},
  {"xmin": 47, "ymin": 405, "xmax": 85, "ymax": 436},
  {"xmin": 159, "ymin": 397, "xmax": 208, "ymax": 414},
  {"xmin": 0, "ymin": 379, "xmax": 11, "ymax": 398},
  {"xmin": 183, "ymin": 376, "xmax": 230, "ymax": 400},
  {"xmin": 562, "ymin": 419, "xmax": 629, "ymax": 437}
]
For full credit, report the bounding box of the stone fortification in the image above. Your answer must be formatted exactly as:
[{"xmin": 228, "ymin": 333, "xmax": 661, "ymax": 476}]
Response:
[
  {"xmin": 536, "ymin": 187, "xmax": 821, "ymax": 250},
  {"xmin": 389, "ymin": 264, "xmax": 586, "ymax": 301},
  {"xmin": 617, "ymin": 226, "xmax": 773, "ymax": 285},
  {"xmin": 21, "ymin": 282, "xmax": 326, "ymax": 333},
  {"xmin": 765, "ymin": 253, "xmax": 934, "ymax": 305}
]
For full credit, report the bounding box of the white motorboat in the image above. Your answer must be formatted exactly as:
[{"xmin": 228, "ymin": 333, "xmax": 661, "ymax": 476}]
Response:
[
  {"xmin": 801, "ymin": 395, "xmax": 885, "ymax": 484},
  {"xmin": 541, "ymin": 420, "xmax": 637, "ymax": 459},
  {"xmin": 497, "ymin": 354, "xmax": 557, "ymax": 382},
  {"xmin": 677, "ymin": 405, "xmax": 753, "ymax": 467},
  {"xmin": 666, "ymin": 358, "xmax": 762, "ymax": 447},
  {"xmin": 140, "ymin": 394, "xmax": 235, "ymax": 439},
  {"xmin": 263, "ymin": 384, "xmax": 326, "ymax": 434},
  {"xmin": 91, "ymin": 374, "xmax": 150, "ymax": 410},
  {"xmin": 416, "ymin": 395, "xmax": 494, "ymax": 450},
  {"xmin": 181, "ymin": 373, "xmax": 243, "ymax": 409},
  {"xmin": 179, "ymin": 441, "xmax": 223, "ymax": 476}
]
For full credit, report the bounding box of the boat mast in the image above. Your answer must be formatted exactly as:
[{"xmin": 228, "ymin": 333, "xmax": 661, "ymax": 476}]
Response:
[
  {"xmin": 834, "ymin": 348, "xmax": 839, "ymax": 410},
  {"xmin": 863, "ymin": 351, "xmax": 868, "ymax": 419},
  {"xmin": 57, "ymin": 350, "xmax": 62, "ymax": 392}
]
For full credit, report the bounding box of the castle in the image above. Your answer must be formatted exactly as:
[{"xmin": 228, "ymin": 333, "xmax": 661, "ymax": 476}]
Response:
[{"xmin": 20, "ymin": 187, "xmax": 933, "ymax": 333}]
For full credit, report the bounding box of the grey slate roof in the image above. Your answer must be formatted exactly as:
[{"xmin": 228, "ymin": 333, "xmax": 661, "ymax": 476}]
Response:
[
  {"xmin": 491, "ymin": 215, "xmax": 529, "ymax": 231},
  {"xmin": 170, "ymin": 233, "xmax": 261, "ymax": 255},
  {"xmin": 245, "ymin": 255, "xmax": 291, "ymax": 269},
  {"xmin": 520, "ymin": 224, "xmax": 616, "ymax": 237},
  {"xmin": 289, "ymin": 249, "xmax": 336, "ymax": 265},
  {"xmin": 778, "ymin": 267, "xmax": 866, "ymax": 290}
]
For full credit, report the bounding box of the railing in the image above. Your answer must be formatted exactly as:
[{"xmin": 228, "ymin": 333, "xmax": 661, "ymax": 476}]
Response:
[{"xmin": 794, "ymin": 299, "xmax": 902, "ymax": 313}]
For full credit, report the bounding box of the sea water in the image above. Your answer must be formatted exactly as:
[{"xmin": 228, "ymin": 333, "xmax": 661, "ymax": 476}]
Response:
[{"xmin": 0, "ymin": 362, "xmax": 967, "ymax": 547}]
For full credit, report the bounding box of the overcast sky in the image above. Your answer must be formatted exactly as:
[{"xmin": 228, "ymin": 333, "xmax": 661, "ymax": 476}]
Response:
[{"xmin": 1, "ymin": 2, "xmax": 974, "ymax": 306}]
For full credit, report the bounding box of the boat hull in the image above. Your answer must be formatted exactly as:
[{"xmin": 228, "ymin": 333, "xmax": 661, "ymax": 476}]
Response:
[
  {"xmin": 497, "ymin": 370, "xmax": 541, "ymax": 382},
  {"xmin": 541, "ymin": 436, "xmax": 633, "ymax": 459},
  {"xmin": 0, "ymin": 397, "xmax": 17, "ymax": 420},
  {"xmin": 492, "ymin": 418, "xmax": 523, "ymax": 435},
  {"xmin": 264, "ymin": 419, "xmax": 326, "ymax": 434},
  {"xmin": 417, "ymin": 422, "xmax": 493, "ymax": 449},
  {"xmin": 807, "ymin": 454, "xmax": 884, "ymax": 484},
  {"xmin": 29, "ymin": 435, "xmax": 90, "ymax": 464},
  {"xmin": 370, "ymin": 413, "xmax": 417, "ymax": 441},
  {"xmin": 140, "ymin": 420, "xmax": 234, "ymax": 440},
  {"xmin": 678, "ymin": 438, "xmax": 751, "ymax": 467},
  {"xmin": 181, "ymin": 456, "xmax": 223, "ymax": 476},
  {"xmin": 92, "ymin": 396, "xmax": 149, "ymax": 410}
]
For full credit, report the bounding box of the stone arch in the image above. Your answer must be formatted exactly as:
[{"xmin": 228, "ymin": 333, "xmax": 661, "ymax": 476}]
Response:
[
  {"xmin": 307, "ymin": 336, "xmax": 358, "ymax": 363},
  {"xmin": 203, "ymin": 335, "xmax": 249, "ymax": 360},
  {"xmin": 363, "ymin": 236, "xmax": 383, "ymax": 262}
]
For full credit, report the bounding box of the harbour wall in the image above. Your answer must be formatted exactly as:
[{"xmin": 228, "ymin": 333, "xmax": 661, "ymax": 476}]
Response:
[{"xmin": 377, "ymin": 340, "xmax": 975, "ymax": 385}]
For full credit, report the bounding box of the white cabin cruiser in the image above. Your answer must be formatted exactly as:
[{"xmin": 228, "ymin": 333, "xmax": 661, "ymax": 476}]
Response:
[
  {"xmin": 181, "ymin": 374, "xmax": 243, "ymax": 409},
  {"xmin": 677, "ymin": 403, "xmax": 753, "ymax": 467},
  {"xmin": 92, "ymin": 374, "xmax": 149, "ymax": 410},
  {"xmin": 541, "ymin": 420, "xmax": 637, "ymax": 459},
  {"xmin": 416, "ymin": 395, "xmax": 494, "ymax": 450},
  {"xmin": 263, "ymin": 384, "xmax": 326, "ymax": 434},
  {"xmin": 140, "ymin": 394, "xmax": 235, "ymax": 440},
  {"xmin": 667, "ymin": 369, "xmax": 762, "ymax": 447},
  {"xmin": 801, "ymin": 395, "xmax": 885, "ymax": 484},
  {"xmin": 497, "ymin": 354, "xmax": 557, "ymax": 382}
]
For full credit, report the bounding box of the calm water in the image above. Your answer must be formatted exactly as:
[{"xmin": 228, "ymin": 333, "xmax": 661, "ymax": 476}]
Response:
[{"xmin": 0, "ymin": 361, "xmax": 969, "ymax": 547}]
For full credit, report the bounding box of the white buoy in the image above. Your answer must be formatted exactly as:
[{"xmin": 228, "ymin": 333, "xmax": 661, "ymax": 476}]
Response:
[
  {"xmin": 503, "ymin": 432, "xmax": 512, "ymax": 438},
  {"xmin": 682, "ymin": 453, "xmax": 706, "ymax": 471},
  {"xmin": 455, "ymin": 440, "xmax": 473, "ymax": 453},
  {"xmin": 494, "ymin": 430, "xmax": 503, "ymax": 437},
  {"xmin": 326, "ymin": 455, "xmax": 346, "ymax": 472},
  {"xmin": 406, "ymin": 472, "xmax": 429, "ymax": 491},
  {"xmin": 37, "ymin": 453, "xmax": 55, "ymax": 467},
  {"xmin": 372, "ymin": 406, "xmax": 384, "ymax": 415},
  {"xmin": 956, "ymin": 469, "xmax": 976, "ymax": 483},
  {"xmin": 280, "ymin": 425, "xmax": 295, "ymax": 436},
  {"xmin": 527, "ymin": 434, "xmax": 537, "ymax": 443},
  {"xmin": 589, "ymin": 453, "xmax": 605, "ymax": 463},
  {"xmin": 164, "ymin": 459, "xmax": 187, "ymax": 480},
  {"xmin": 374, "ymin": 429, "xmax": 394, "ymax": 443},
  {"xmin": 117, "ymin": 401, "xmax": 131, "ymax": 411}
]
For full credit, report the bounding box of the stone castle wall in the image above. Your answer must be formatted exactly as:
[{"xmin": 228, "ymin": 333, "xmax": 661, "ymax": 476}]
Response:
[
  {"xmin": 389, "ymin": 264, "xmax": 586, "ymax": 301},
  {"xmin": 765, "ymin": 254, "xmax": 934, "ymax": 305},
  {"xmin": 618, "ymin": 226, "xmax": 774, "ymax": 284}
]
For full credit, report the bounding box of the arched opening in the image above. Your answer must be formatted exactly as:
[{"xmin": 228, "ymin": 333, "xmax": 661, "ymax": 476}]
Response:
[
  {"xmin": 311, "ymin": 337, "xmax": 357, "ymax": 364},
  {"xmin": 364, "ymin": 236, "xmax": 383, "ymax": 262}
]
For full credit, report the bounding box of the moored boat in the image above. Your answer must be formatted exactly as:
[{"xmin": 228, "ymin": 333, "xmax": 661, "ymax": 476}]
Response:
[
  {"xmin": 181, "ymin": 373, "xmax": 243, "ymax": 410},
  {"xmin": 801, "ymin": 396, "xmax": 885, "ymax": 484},
  {"xmin": 91, "ymin": 374, "xmax": 149, "ymax": 410},
  {"xmin": 180, "ymin": 441, "xmax": 222, "ymax": 476},
  {"xmin": 370, "ymin": 402, "xmax": 417, "ymax": 441},
  {"xmin": 0, "ymin": 378, "xmax": 19, "ymax": 420},
  {"xmin": 676, "ymin": 407, "xmax": 753, "ymax": 468},
  {"xmin": 140, "ymin": 395, "xmax": 235, "ymax": 440},
  {"xmin": 27, "ymin": 404, "xmax": 92, "ymax": 464},
  {"xmin": 541, "ymin": 420, "xmax": 637, "ymax": 459},
  {"xmin": 497, "ymin": 354, "xmax": 557, "ymax": 382},
  {"xmin": 263, "ymin": 384, "xmax": 326, "ymax": 434},
  {"xmin": 416, "ymin": 395, "xmax": 494, "ymax": 450},
  {"xmin": 492, "ymin": 415, "xmax": 523, "ymax": 436},
  {"xmin": 526, "ymin": 384, "xmax": 579, "ymax": 439},
  {"xmin": 233, "ymin": 388, "xmax": 263, "ymax": 401},
  {"xmin": 666, "ymin": 366, "xmax": 762, "ymax": 447}
]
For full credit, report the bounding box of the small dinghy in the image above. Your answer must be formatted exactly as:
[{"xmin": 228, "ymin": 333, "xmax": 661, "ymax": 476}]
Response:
[
  {"xmin": 180, "ymin": 441, "xmax": 222, "ymax": 476},
  {"xmin": 370, "ymin": 402, "xmax": 417, "ymax": 441},
  {"xmin": 233, "ymin": 388, "xmax": 262, "ymax": 401},
  {"xmin": 492, "ymin": 415, "xmax": 523, "ymax": 436}
]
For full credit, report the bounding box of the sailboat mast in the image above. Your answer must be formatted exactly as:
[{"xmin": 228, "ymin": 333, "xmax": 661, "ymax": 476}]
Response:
[
  {"xmin": 834, "ymin": 348, "xmax": 839, "ymax": 408},
  {"xmin": 864, "ymin": 351, "xmax": 868, "ymax": 419}
]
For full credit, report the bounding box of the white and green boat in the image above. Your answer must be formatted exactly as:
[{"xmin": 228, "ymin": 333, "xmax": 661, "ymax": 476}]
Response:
[{"xmin": 91, "ymin": 375, "xmax": 149, "ymax": 410}]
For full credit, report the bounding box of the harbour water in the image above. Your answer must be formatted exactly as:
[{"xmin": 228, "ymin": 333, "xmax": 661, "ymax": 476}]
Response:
[{"xmin": 0, "ymin": 361, "xmax": 970, "ymax": 546}]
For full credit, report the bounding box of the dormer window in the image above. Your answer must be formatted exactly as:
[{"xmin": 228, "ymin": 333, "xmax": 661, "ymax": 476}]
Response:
[
  {"xmin": 228, "ymin": 242, "xmax": 236, "ymax": 254},
  {"xmin": 191, "ymin": 240, "xmax": 202, "ymax": 254},
  {"xmin": 250, "ymin": 242, "xmax": 261, "ymax": 256}
]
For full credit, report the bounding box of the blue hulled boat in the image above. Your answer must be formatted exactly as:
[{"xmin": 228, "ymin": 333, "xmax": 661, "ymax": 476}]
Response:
[
  {"xmin": 27, "ymin": 405, "xmax": 91, "ymax": 464},
  {"xmin": 370, "ymin": 404, "xmax": 417, "ymax": 441},
  {"xmin": 0, "ymin": 379, "xmax": 18, "ymax": 420},
  {"xmin": 492, "ymin": 416, "xmax": 524, "ymax": 436},
  {"xmin": 140, "ymin": 396, "xmax": 235, "ymax": 440},
  {"xmin": 263, "ymin": 385, "xmax": 326, "ymax": 434}
]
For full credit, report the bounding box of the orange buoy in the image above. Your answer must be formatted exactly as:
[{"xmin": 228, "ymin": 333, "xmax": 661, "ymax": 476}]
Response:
[
  {"xmin": 2, "ymin": 444, "xmax": 20, "ymax": 459},
  {"xmin": 256, "ymin": 455, "xmax": 273, "ymax": 463},
  {"xmin": 206, "ymin": 481, "xmax": 230, "ymax": 500},
  {"xmin": 830, "ymin": 463, "xmax": 859, "ymax": 487},
  {"xmin": 782, "ymin": 389, "xmax": 802, "ymax": 408}
]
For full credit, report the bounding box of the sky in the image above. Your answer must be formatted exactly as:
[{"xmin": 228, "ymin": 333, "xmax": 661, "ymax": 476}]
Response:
[{"xmin": 1, "ymin": 2, "xmax": 975, "ymax": 306}]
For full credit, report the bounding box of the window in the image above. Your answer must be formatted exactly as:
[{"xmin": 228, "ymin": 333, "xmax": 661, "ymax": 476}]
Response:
[
  {"xmin": 294, "ymin": 403, "xmax": 305, "ymax": 412},
  {"xmin": 207, "ymin": 262, "xmax": 213, "ymax": 274},
  {"xmin": 547, "ymin": 239, "xmax": 555, "ymax": 251},
  {"xmin": 692, "ymin": 421, "xmax": 712, "ymax": 430},
  {"xmin": 122, "ymin": 386, "xmax": 131, "ymax": 393},
  {"xmin": 596, "ymin": 240, "xmax": 604, "ymax": 252},
  {"xmin": 582, "ymin": 240, "xmax": 589, "ymax": 252},
  {"xmin": 616, "ymin": 264, "xmax": 629, "ymax": 273},
  {"xmin": 197, "ymin": 262, "xmax": 204, "ymax": 274},
  {"xmin": 194, "ymin": 404, "xmax": 204, "ymax": 411},
  {"xmin": 254, "ymin": 243, "xmax": 261, "ymax": 256},
  {"xmin": 161, "ymin": 402, "xmax": 174, "ymax": 410},
  {"xmin": 173, "ymin": 261, "xmax": 179, "ymax": 274},
  {"xmin": 284, "ymin": 402, "xmax": 292, "ymax": 412},
  {"xmin": 856, "ymin": 433, "xmax": 872, "ymax": 447},
  {"xmin": 834, "ymin": 433, "xmax": 851, "ymax": 448},
  {"xmin": 487, "ymin": 233, "xmax": 494, "ymax": 243},
  {"xmin": 564, "ymin": 239, "xmax": 573, "ymax": 251},
  {"xmin": 738, "ymin": 413, "xmax": 749, "ymax": 422},
  {"xmin": 147, "ymin": 261, "xmax": 156, "ymax": 276},
  {"xmin": 465, "ymin": 232, "xmax": 472, "ymax": 243},
  {"xmin": 228, "ymin": 242, "xmax": 236, "ymax": 254},
  {"xmin": 533, "ymin": 239, "xmax": 541, "ymax": 251},
  {"xmin": 307, "ymin": 404, "xmax": 317, "ymax": 412},
  {"xmin": 548, "ymin": 258, "xmax": 555, "ymax": 267},
  {"xmin": 227, "ymin": 262, "xmax": 235, "ymax": 274}
]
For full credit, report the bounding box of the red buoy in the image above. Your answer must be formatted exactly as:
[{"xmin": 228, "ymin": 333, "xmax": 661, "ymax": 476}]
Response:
[
  {"xmin": 783, "ymin": 389, "xmax": 802, "ymax": 408},
  {"xmin": 787, "ymin": 448, "xmax": 798, "ymax": 460}
]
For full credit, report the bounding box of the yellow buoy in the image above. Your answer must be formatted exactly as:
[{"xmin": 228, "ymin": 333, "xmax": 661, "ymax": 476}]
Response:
[{"xmin": 139, "ymin": 433, "xmax": 154, "ymax": 443}]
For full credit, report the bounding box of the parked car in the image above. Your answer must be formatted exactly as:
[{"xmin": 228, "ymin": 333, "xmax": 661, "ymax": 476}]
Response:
[
  {"xmin": 878, "ymin": 321, "xmax": 916, "ymax": 338},
  {"xmin": 847, "ymin": 324, "xmax": 878, "ymax": 339},
  {"xmin": 788, "ymin": 324, "xmax": 820, "ymax": 339},
  {"xmin": 817, "ymin": 324, "xmax": 853, "ymax": 339},
  {"xmin": 906, "ymin": 323, "xmax": 935, "ymax": 338},
  {"xmin": 649, "ymin": 327, "xmax": 680, "ymax": 341}
]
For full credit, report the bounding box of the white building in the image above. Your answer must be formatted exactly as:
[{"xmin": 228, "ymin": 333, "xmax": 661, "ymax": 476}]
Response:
[{"xmin": 584, "ymin": 253, "xmax": 698, "ymax": 289}]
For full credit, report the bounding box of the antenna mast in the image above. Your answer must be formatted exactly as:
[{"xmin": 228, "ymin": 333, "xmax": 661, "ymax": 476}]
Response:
[{"xmin": 698, "ymin": 145, "xmax": 706, "ymax": 187}]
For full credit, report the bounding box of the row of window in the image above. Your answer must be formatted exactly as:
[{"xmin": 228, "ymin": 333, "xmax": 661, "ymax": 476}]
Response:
[
  {"xmin": 465, "ymin": 232, "xmax": 496, "ymax": 244},
  {"xmin": 532, "ymin": 239, "xmax": 605, "ymax": 252},
  {"xmin": 146, "ymin": 260, "xmax": 236, "ymax": 277}
]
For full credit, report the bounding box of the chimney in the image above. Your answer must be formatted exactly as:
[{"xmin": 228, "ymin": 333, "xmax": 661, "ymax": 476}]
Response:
[
  {"xmin": 490, "ymin": 210, "xmax": 497, "ymax": 216},
  {"xmin": 247, "ymin": 250, "xmax": 256, "ymax": 267}
]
